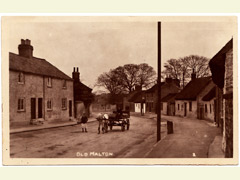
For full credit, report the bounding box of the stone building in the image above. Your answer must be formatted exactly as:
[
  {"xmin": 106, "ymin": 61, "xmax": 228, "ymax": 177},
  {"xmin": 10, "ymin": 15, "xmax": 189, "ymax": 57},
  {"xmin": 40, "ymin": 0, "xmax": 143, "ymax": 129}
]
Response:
[
  {"xmin": 72, "ymin": 67, "xmax": 94, "ymax": 118},
  {"xmin": 9, "ymin": 39, "xmax": 74, "ymax": 125},
  {"xmin": 175, "ymin": 73, "xmax": 215, "ymax": 121},
  {"xmin": 161, "ymin": 93, "xmax": 178, "ymax": 116},
  {"xmin": 209, "ymin": 38, "xmax": 233, "ymax": 158},
  {"xmin": 145, "ymin": 77, "xmax": 180, "ymax": 113}
]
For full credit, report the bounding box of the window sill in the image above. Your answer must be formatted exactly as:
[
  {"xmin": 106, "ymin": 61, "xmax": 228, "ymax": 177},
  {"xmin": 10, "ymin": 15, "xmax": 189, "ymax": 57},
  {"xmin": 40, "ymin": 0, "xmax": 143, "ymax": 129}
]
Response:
[
  {"xmin": 47, "ymin": 86, "xmax": 52, "ymax": 88},
  {"xmin": 17, "ymin": 109, "xmax": 25, "ymax": 112},
  {"xmin": 18, "ymin": 82, "xmax": 24, "ymax": 85},
  {"xmin": 62, "ymin": 87, "xmax": 67, "ymax": 89},
  {"xmin": 47, "ymin": 109, "xmax": 53, "ymax": 112},
  {"xmin": 62, "ymin": 108, "xmax": 67, "ymax": 110}
]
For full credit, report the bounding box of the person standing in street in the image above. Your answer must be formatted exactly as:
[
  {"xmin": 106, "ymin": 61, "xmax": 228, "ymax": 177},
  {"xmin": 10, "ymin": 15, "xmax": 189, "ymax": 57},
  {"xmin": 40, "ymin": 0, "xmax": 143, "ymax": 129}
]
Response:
[{"xmin": 81, "ymin": 113, "xmax": 88, "ymax": 133}]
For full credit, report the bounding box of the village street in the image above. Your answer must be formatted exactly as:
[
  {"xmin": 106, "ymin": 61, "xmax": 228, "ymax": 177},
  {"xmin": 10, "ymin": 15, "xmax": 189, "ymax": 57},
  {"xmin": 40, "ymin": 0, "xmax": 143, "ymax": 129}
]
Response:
[
  {"xmin": 10, "ymin": 114, "xmax": 221, "ymax": 158},
  {"xmin": 10, "ymin": 115, "xmax": 164, "ymax": 158}
]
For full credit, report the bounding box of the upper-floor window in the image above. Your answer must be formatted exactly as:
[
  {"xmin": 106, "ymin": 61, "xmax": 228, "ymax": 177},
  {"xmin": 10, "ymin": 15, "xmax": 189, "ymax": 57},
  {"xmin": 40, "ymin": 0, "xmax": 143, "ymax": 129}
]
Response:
[
  {"xmin": 178, "ymin": 104, "xmax": 180, "ymax": 110},
  {"xmin": 63, "ymin": 80, "xmax": 67, "ymax": 89},
  {"xmin": 18, "ymin": 72, "xmax": 24, "ymax": 84},
  {"xmin": 210, "ymin": 104, "xmax": 212, "ymax": 114},
  {"xmin": 17, "ymin": 98, "xmax": 25, "ymax": 111},
  {"xmin": 160, "ymin": 103, "xmax": 163, "ymax": 110},
  {"xmin": 47, "ymin": 77, "xmax": 52, "ymax": 87},
  {"xmin": 189, "ymin": 101, "xmax": 192, "ymax": 111},
  {"xmin": 62, "ymin": 98, "xmax": 67, "ymax": 110}
]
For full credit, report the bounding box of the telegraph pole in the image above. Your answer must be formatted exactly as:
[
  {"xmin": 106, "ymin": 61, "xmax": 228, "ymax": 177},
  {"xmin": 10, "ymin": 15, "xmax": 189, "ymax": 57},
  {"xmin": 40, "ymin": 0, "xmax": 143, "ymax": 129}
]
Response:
[{"xmin": 157, "ymin": 22, "xmax": 161, "ymax": 142}]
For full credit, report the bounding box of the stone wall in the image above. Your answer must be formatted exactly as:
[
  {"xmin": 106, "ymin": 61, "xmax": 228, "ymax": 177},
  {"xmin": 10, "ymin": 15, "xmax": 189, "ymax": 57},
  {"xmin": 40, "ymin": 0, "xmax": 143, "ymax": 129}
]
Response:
[
  {"xmin": 223, "ymin": 49, "xmax": 233, "ymax": 158},
  {"xmin": 10, "ymin": 71, "xmax": 43, "ymax": 123}
]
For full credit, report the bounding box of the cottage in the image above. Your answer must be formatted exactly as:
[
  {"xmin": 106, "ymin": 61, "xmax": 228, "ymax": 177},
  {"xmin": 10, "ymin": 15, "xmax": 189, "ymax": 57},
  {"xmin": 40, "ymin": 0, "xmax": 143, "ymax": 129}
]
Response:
[
  {"xmin": 209, "ymin": 38, "xmax": 233, "ymax": 158},
  {"xmin": 175, "ymin": 73, "xmax": 215, "ymax": 120},
  {"xmin": 72, "ymin": 67, "xmax": 94, "ymax": 118},
  {"xmin": 161, "ymin": 93, "xmax": 177, "ymax": 116},
  {"xmin": 145, "ymin": 77, "xmax": 180, "ymax": 113},
  {"xmin": 9, "ymin": 39, "xmax": 74, "ymax": 125},
  {"xmin": 128, "ymin": 90, "xmax": 146, "ymax": 114}
]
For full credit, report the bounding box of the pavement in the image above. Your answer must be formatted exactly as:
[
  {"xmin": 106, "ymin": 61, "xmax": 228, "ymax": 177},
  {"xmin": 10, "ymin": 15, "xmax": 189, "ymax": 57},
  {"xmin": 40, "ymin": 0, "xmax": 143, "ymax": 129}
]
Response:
[
  {"xmin": 145, "ymin": 115, "xmax": 225, "ymax": 158},
  {"xmin": 10, "ymin": 117, "xmax": 97, "ymax": 134}
]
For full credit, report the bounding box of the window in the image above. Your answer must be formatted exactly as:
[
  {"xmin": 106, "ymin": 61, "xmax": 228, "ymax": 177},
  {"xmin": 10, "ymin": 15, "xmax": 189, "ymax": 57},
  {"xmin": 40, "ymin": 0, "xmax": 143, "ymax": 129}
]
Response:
[
  {"xmin": 62, "ymin": 98, "xmax": 67, "ymax": 109},
  {"xmin": 189, "ymin": 101, "xmax": 192, "ymax": 111},
  {"xmin": 47, "ymin": 77, "xmax": 52, "ymax": 87},
  {"xmin": 17, "ymin": 98, "xmax": 25, "ymax": 111},
  {"xmin": 210, "ymin": 104, "xmax": 212, "ymax": 114},
  {"xmin": 205, "ymin": 104, "xmax": 208, "ymax": 113},
  {"xmin": 47, "ymin": 99, "xmax": 53, "ymax": 110},
  {"xmin": 63, "ymin": 80, "xmax": 67, "ymax": 89},
  {"xmin": 160, "ymin": 103, "xmax": 163, "ymax": 110},
  {"xmin": 178, "ymin": 104, "xmax": 180, "ymax": 110},
  {"xmin": 18, "ymin": 72, "xmax": 24, "ymax": 84}
]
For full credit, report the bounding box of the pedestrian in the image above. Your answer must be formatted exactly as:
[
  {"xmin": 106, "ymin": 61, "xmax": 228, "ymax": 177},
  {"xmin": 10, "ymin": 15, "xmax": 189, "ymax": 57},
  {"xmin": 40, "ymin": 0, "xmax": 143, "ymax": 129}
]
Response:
[{"xmin": 80, "ymin": 113, "xmax": 88, "ymax": 133}]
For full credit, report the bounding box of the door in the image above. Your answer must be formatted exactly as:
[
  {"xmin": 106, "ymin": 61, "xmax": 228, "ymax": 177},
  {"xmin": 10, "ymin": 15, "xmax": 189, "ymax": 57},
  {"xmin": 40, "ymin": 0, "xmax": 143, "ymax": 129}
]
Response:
[
  {"xmin": 31, "ymin": 98, "xmax": 36, "ymax": 119},
  {"xmin": 69, "ymin": 100, "xmax": 72, "ymax": 117},
  {"xmin": 38, "ymin": 98, "xmax": 43, "ymax": 118},
  {"xmin": 184, "ymin": 102, "xmax": 187, "ymax": 116}
]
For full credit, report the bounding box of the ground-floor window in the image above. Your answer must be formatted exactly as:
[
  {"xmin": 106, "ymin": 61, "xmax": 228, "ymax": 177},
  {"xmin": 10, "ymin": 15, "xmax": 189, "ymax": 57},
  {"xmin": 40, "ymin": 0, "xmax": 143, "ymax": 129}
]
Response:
[
  {"xmin": 62, "ymin": 98, "xmax": 67, "ymax": 110},
  {"xmin": 205, "ymin": 104, "xmax": 208, "ymax": 113},
  {"xmin": 17, "ymin": 98, "xmax": 25, "ymax": 111},
  {"xmin": 178, "ymin": 104, "xmax": 179, "ymax": 110}
]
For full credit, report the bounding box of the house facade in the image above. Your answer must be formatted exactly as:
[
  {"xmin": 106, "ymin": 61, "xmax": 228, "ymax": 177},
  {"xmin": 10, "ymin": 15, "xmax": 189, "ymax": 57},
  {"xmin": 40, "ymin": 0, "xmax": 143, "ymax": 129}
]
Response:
[
  {"xmin": 209, "ymin": 38, "xmax": 233, "ymax": 158},
  {"xmin": 161, "ymin": 93, "xmax": 177, "ymax": 116},
  {"xmin": 10, "ymin": 39, "xmax": 74, "ymax": 125},
  {"xmin": 175, "ymin": 74, "xmax": 215, "ymax": 121},
  {"xmin": 145, "ymin": 78, "xmax": 180, "ymax": 113}
]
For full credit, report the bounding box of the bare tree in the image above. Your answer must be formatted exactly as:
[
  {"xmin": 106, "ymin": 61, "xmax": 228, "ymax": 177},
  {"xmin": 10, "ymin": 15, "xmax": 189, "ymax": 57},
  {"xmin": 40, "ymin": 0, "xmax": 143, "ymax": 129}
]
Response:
[
  {"xmin": 162, "ymin": 55, "xmax": 210, "ymax": 88},
  {"xmin": 137, "ymin": 63, "xmax": 157, "ymax": 89}
]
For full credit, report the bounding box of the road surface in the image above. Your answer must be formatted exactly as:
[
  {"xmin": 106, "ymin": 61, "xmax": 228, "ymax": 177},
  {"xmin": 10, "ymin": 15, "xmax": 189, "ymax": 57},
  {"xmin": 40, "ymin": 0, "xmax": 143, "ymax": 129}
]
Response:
[{"xmin": 10, "ymin": 115, "xmax": 165, "ymax": 158}]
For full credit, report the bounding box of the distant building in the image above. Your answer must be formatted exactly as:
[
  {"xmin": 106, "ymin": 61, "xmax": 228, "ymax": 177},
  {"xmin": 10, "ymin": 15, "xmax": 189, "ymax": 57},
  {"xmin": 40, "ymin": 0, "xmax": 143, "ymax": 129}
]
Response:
[
  {"xmin": 128, "ymin": 90, "xmax": 146, "ymax": 113},
  {"xmin": 9, "ymin": 39, "xmax": 74, "ymax": 125},
  {"xmin": 161, "ymin": 93, "xmax": 178, "ymax": 116},
  {"xmin": 72, "ymin": 67, "xmax": 94, "ymax": 118},
  {"xmin": 145, "ymin": 77, "xmax": 180, "ymax": 113},
  {"xmin": 209, "ymin": 38, "xmax": 233, "ymax": 158},
  {"xmin": 175, "ymin": 72, "xmax": 215, "ymax": 121}
]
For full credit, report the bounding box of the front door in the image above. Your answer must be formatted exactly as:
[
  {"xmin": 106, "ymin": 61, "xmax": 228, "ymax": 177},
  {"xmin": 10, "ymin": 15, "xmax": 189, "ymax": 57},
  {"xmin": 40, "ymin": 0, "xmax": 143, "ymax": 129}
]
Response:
[
  {"xmin": 31, "ymin": 98, "xmax": 36, "ymax": 119},
  {"xmin": 69, "ymin": 100, "xmax": 72, "ymax": 117},
  {"xmin": 38, "ymin": 98, "xmax": 43, "ymax": 118},
  {"xmin": 184, "ymin": 102, "xmax": 187, "ymax": 116}
]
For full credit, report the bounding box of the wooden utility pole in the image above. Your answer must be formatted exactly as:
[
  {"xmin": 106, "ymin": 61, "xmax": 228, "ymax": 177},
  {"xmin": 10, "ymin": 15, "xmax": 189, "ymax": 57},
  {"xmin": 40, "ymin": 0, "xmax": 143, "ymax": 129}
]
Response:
[{"xmin": 157, "ymin": 22, "xmax": 161, "ymax": 142}]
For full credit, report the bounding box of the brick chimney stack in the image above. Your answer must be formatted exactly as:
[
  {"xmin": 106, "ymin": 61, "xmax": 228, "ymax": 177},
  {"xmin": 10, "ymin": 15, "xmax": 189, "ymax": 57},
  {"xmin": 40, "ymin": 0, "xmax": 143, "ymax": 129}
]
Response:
[
  {"xmin": 72, "ymin": 67, "xmax": 80, "ymax": 82},
  {"xmin": 191, "ymin": 68, "xmax": 196, "ymax": 81},
  {"xmin": 18, "ymin": 39, "xmax": 33, "ymax": 58}
]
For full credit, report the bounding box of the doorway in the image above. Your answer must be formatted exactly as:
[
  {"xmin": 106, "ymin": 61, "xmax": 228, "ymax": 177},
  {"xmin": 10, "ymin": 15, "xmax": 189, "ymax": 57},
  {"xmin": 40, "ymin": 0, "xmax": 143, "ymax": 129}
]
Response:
[
  {"xmin": 31, "ymin": 98, "xmax": 36, "ymax": 119},
  {"xmin": 69, "ymin": 100, "xmax": 72, "ymax": 117},
  {"xmin": 38, "ymin": 98, "xmax": 43, "ymax": 118},
  {"xmin": 184, "ymin": 102, "xmax": 187, "ymax": 116}
]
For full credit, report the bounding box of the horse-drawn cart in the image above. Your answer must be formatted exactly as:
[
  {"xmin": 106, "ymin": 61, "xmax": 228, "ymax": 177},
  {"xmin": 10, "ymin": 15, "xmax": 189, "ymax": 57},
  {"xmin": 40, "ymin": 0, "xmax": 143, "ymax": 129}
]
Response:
[{"xmin": 108, "ymin": 111, "xmax": 130, "ymax": 132}]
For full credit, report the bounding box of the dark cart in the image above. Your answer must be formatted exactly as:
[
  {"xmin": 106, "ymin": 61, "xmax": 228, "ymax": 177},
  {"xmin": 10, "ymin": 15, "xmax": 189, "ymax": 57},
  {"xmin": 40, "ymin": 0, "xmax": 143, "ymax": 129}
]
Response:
[{"xmin": 108, "ymin": 111, "xmax": 130, "ymax": 131}]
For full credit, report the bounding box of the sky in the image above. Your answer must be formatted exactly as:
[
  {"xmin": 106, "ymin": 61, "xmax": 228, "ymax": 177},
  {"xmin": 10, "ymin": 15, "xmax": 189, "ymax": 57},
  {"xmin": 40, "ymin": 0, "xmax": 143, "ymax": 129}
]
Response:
[{"xmin": 5, "ymin": 17, "xmax": 236, "ymax": 93}]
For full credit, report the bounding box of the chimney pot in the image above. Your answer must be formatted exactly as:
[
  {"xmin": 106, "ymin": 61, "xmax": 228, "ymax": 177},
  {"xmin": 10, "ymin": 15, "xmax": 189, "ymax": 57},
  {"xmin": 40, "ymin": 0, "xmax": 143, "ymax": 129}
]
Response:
[
  {"xmin": 21, "ymin": 39, "xmax": 25, "ymax": 44},
  {"xmin": 77, "ymin": 67, "xmax": 79, "ymax": 72}
]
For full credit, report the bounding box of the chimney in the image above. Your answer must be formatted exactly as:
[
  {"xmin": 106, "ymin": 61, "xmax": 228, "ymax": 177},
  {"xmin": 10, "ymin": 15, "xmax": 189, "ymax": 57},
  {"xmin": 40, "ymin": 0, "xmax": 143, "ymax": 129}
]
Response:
[
  {"xmin": 165, "ymin": 76, "xmax": 172, "ymax": 84},
  {"xmin": 18, "ymin": 39, "xmax": 33, "ymax": 58},
  {"xmin": 72, "ymin": 67, "xmax": 80, "ymax": 82},
  {"xmin": 191, "ymin": 68, "xmax": 196, "ymax": 81}
]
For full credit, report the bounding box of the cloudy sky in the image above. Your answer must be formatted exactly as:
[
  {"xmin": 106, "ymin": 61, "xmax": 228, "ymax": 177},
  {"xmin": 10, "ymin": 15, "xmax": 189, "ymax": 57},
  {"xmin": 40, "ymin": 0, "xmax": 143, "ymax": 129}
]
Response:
[{"xmin": 5, "ymin": 16, "xmax": 236, "ymax": 92}]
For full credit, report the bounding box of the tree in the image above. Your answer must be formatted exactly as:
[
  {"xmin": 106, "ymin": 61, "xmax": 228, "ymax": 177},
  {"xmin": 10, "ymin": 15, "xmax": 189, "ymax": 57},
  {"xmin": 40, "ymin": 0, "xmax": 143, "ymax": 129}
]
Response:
[
  {"xmin": 96, "ymin": 63, "xmax": 157, "ymax": 94},
  {"xmin": 162, "ymin": 55, "xmax": 210, "ymax": 88}
]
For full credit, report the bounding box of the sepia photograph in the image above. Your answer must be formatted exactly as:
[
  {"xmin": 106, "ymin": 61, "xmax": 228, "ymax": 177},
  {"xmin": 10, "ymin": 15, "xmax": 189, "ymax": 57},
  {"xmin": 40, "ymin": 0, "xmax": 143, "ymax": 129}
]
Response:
[{"xmin": 1, "ymin": 16, "xmax": 238, "ymax": 165}]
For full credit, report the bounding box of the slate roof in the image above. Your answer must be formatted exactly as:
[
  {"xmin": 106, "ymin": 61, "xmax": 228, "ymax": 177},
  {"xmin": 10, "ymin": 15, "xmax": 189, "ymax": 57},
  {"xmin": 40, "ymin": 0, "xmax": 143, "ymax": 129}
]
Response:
[
  {"xmin": 202, "ymin": 86, "xmax": 216, "ymax": 101},
  {"xmin": 209, "ymin": 38, "xmax": 233, "ymax": 88},
  {"xmin": 175, "ymin": 77, "xmax": 212, "ymax": 100},
  {"xmin": 161, "ymin": 93, "xmax": 178, "ymax": 102},
  {"xmin": 128, "ymin": 91, "xmax": 146, "ymax": 103},
  {"xmin": 9, "ymin": 52, "xmax": 72, "ymax": 80}
]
